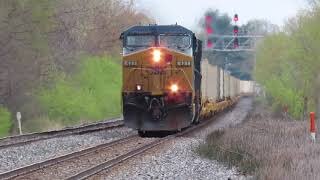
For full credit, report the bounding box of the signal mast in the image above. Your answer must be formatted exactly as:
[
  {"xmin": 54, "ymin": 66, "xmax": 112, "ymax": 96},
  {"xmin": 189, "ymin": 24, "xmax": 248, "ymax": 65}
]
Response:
[
  {"xmin": 233, "ymin": 14, "xmax": 239, "ymax": 48},
  {"xmin": 204, "ymin": 13, "xmax": 263, "ymax": 52},
  {"xmin": 205, "ymin": 15, "xmax": 213, "ymax": 48}
]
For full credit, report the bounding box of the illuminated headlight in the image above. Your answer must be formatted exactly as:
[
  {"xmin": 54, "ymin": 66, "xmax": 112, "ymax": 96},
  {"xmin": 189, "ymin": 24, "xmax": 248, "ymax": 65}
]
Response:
[
  {"xmin": 153, "ymin": 49, "xmax": 161, "ymax": 63},
  {"xmin": 170, "ymin": 84, "xmax": 179, "ymax": 93},
  {"xmin": 124, "ymin": 61, "xmax": 137, "ymax": 67},
  {"xmin": 177, "ymin": 61, "xmax": 192, "ymax": 67},
  {"xmin": 136, "ymin": 84, "xmax": 142, "ymax": 91}
]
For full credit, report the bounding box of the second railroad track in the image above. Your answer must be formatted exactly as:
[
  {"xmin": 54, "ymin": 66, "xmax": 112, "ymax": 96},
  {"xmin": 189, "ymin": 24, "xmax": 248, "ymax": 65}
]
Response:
[
  {"xmin": 0, "ymin": 115, "xmax": 216, "ymax": 180},
  {"xmin": 0, "ymin": 118, "xmax": 124, "ymax": 150}
]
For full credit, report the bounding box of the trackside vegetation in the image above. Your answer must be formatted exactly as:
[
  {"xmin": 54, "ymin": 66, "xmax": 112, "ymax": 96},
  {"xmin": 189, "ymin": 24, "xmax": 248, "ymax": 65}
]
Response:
[
  {"xmin": 255, "ymin": 2, "xmax": 320, "ymax": 119},
  {"xmin": 198, "ymin": 100, "xmax": 320, "ymax": 180},
  {"xmin": 197, "ymin": 129, "xmax": 259, "ymax": 174},
  {"xmin": 0, "ymin": 107, "xmax": 12, "ymax": 137},
  {"xmin": 0, "ymin": 0, "xmax": 152, "ymax": 136},
  {"xmin": 36, "ymin": 56, "xmax": 122, "ymax": 128}
]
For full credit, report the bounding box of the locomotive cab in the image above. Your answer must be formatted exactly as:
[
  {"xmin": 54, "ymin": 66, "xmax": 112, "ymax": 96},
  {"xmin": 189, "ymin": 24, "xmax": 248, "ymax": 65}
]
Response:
[{"xmin": 120, "ymin": 25, "xmax": 202, "ymax": 133}]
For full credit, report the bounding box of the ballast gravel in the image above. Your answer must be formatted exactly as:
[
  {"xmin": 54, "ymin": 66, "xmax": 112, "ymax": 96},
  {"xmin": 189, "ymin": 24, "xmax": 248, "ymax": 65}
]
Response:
[
  {"xmin": 0, "ymin": 126, "xmax": 135, "ymax": 173},
  {"xmin": 98, "ymin": 98, "xmax": 253, "ymax": 180}
]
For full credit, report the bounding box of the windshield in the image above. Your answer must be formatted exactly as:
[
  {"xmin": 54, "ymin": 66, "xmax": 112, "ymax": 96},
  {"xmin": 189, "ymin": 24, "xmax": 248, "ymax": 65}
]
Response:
[
  {"xmin": 126, "ymin": 35, "xmax": 155, "ymax": 47},
  {"xmin": 159, "ymin": 35, "xmax": 191, "ymax": 49}
]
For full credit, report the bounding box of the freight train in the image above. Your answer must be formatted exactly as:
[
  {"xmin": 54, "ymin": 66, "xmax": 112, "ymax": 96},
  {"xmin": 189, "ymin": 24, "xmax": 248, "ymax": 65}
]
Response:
[{"xmin": 120, "ymin": 24, "xmax": 244, "ymax": 136}]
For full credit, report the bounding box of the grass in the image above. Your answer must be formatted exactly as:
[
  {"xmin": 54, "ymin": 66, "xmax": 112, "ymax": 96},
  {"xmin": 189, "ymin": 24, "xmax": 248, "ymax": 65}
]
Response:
[
  {"xmin": 198, "ymin": 129, "xmax": 259, "ymax": 175},
  {"xmin": 22, "ymin": 115, "xmax": 65, "ymax": 132},
  {"xmin": 197, "ymin": 100, "xmax": 320, "ymax": 179},
  {"xmin": 35, "ymin": 56, "xmax": 122, "ymax": 129},
  {"xmin": 0, "ymin": 106, "xmax": 12, "ymax": 137}
]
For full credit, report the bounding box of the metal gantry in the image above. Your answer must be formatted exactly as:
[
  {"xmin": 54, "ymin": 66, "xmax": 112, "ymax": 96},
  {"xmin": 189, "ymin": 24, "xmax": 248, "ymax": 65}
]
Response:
[{"xmin": 204, "ymin": 35, "xmax": 264, "ymax": 52}]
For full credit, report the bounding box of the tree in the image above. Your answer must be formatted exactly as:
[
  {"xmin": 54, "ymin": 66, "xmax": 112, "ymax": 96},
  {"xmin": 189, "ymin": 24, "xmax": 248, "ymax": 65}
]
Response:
[
  {"xmin": 0, "ymin": 0, "xmax": 54, "ymax": 114},
  {"xmin": 255, "ymin": 2, "xmax": 320, "ymax": 120},
  {"xmin": 0, "ymin": 0, "xmax": 153, "ymax": 130}
]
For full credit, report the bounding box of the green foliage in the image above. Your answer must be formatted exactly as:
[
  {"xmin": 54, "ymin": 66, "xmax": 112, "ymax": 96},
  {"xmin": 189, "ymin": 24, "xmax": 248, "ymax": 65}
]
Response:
[
  {"xmin": 38, "ymin": 56, "xmax": 121, "ymax": 125},
  {"xmin": 255, "ymin": 5, "xmax": 320, "ymax": 119},
  {"xmin": 0, "ymin": 107, "xmax": 12, "ymax": 137}
]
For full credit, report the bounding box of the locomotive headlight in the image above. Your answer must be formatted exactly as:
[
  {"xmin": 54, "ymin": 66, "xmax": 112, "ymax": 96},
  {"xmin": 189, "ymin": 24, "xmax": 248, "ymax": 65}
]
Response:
[
  {"xmin": 136, "ymin": 84, "xmax": 142, "ymax": 91},
  {"xmin": 153, "ymin": 49, "xmax": 161, "ymax": 63},
  {"xmin": 170, "ymin": 84, "xmax": 179, "ymax": 93}
]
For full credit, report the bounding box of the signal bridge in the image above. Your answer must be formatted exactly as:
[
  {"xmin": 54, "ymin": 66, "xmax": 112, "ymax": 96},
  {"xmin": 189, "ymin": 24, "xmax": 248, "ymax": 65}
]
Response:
[{"xmin": 205, "ymin": 35, "xmax": 264, "ymax": 52}]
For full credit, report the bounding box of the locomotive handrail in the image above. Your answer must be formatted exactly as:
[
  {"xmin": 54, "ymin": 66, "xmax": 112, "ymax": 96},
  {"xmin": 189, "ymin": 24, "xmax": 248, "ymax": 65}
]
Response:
[{"xmin": 124, "ymin": 67, "xmax": 194, "ymax": 92}]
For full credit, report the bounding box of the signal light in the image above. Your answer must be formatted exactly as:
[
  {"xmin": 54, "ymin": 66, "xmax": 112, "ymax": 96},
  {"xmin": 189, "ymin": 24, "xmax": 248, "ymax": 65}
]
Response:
[
  {"xmin": 234, "ymin": 14, "xmax": 239, "ymax": 22},
  {"xmin": 205, "ymin": 15, "xmax": 213, "ymax": 35},
  {"xmin": 207, "ymin": 40, "xmax": 213, "ymax": 48},
  {"xmin": 233, "ymin": 25, "xmax": 239, "ymax": 35},
  {"xmin": 153, "ymin": 49, "xmax": 161, "ymax": 63},
  {"xmin": 206, "ymin": 27, "xmax": 213, "ymax": 34},
  {"xmin": 205, "ymin": 15, "xmax": 214, "ymax": 48},
  {"xmin": 170, "ymin": 84, "xmax": 179, "ymax": 93}
]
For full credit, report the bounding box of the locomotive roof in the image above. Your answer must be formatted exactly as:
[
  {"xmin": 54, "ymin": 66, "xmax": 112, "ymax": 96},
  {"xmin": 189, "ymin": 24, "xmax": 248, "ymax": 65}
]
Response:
[{"xmin": 120, "ymin": 25, "xmax": 194, "ymax": 38}]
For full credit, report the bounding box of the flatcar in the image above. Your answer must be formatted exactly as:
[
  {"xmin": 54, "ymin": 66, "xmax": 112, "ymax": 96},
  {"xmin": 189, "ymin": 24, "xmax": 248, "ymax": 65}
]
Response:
[{"xmin": 120, "ymin": 24, "xmax": 241, "ymax": 136}]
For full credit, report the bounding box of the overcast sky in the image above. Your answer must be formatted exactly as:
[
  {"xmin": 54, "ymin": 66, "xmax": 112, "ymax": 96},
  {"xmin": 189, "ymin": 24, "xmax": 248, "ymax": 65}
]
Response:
[{"xmin": 136, "ymin": 0, "xmax": 308, "ymax": 29}]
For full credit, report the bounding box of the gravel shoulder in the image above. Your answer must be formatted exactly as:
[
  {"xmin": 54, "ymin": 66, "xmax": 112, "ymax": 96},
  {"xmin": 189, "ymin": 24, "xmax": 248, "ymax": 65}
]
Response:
[
  {"xmin": 95, "ymin": 97, "xmax": 253, "ymax": 180},
  {"xmin": 0, "ymin": 127, "xmax": 135, "ymax": 173}
]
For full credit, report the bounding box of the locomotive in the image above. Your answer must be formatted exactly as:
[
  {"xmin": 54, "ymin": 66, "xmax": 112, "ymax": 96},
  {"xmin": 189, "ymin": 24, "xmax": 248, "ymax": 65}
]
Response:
[{"xmin": 120, "ymin": 24, "xmax": 241, "ymax": 136}]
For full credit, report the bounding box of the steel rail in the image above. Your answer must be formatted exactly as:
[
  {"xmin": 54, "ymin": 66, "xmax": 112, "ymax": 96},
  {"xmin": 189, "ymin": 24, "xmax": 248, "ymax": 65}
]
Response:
[
  {"xmin": 0, "ymin": 118, "xmax": 124, "ymax": 150},
  {"xmin": 67, "ymin": 116, "xmax": 216, "ymax": 180},
  {"xmin": 0, "ymin": 103, "xmax": 236, "ymax": 180},
  {"xmin": 0, "ymin": 134, "xmax": 138, "ymax": 180}
]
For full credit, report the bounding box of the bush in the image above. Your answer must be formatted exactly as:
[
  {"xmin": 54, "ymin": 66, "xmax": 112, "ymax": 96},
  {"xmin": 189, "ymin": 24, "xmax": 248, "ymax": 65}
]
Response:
[
  {"xmin": 197, "ymin": 130, "xmax": 259, "ymax": 174},
  {"xmin": 37, "ymin": 56, "xmax": 121, "ymax": 126},
  {"xmin": 0, "ymin": 107, "xmax": 12, "ymax": 137}
]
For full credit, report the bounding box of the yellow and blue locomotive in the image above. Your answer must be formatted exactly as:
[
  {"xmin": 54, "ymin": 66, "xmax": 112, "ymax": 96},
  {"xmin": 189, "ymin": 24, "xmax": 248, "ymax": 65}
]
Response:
[{"xmin": 120, "ymin": 25, "xmax": 202, "ymax": 135}]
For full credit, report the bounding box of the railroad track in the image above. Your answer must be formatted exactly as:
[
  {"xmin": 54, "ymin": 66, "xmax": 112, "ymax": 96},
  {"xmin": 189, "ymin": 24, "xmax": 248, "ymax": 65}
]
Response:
[
  {"xmin": 0, "ymin": 118, "xmax": 124, "ymax": 150},
  {"xmin": 0, "ymin": 134, "xmax": 142, "ymax": 180},
  {"xmin": 70, "ymin": 119, "xmax": 214, "ymax": 180},
  {"xmin": 0, "ymin": 116, "xmax": 216, "ymax": 180}
]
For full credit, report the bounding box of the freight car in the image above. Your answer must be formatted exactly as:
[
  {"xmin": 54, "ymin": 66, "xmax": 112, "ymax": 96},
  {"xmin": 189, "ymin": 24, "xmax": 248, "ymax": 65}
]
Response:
[
  {"xmin": 120, "ymin": 24, "xmax": 241, "ymax": 136},
  {"xmin": 200, "ymin": 59, "xmax": 240, "ymax": 118}
]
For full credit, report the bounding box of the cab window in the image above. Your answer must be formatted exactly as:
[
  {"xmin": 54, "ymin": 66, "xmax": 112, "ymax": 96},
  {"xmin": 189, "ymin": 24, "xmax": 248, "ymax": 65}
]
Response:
[
  {"xmin": 126, "ymin": 35, "xmax": 155, "ymax": 47},
  {"xmin": 159, "ymin": 35, "xmax": 191, "ymax": 50}
]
